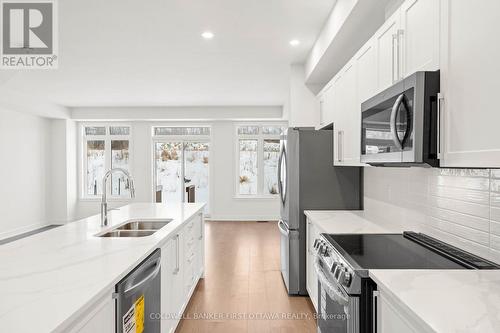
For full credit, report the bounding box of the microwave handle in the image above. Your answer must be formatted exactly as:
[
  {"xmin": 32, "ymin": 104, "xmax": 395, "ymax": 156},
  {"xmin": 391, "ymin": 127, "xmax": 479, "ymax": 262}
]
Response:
[{"xmin": 390, "ymin": 93, "xmax": 411, "ymax": 150}]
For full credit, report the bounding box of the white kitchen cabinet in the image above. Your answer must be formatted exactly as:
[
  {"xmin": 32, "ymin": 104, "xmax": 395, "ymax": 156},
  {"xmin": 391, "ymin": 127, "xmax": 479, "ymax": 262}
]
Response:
[
  {"xmin": 193, "ymin": 213, "xmax": 205, "ymax": 279},
  {"xmin": 68, "ymin": 293, "xmax": 114, "ymax": 333},
  {"xmin": 356, "ymin": 38, "xmax": 378, "ymax": 107},
  {"xmin": 161, "ymin": 214, "xmax": 205, "ymax": 333},
  {"xmin": 334, "ymin": 60, "xmax": 359, "ymax": 166},
  {"xmin": 306, "ymin": 217, "xmax": 323, "ymax": 312},
  {"xmin": 375, "ymin": 10, "xmax": 401, "ymax": 91},
  {"xmin": 439, "ymin": 0, "xmax": 500, "ymax": 167},
  {"xmin": 161, "ymin": 232, "xmax": 185, "ymax": 333},
  {"xmin": 376, "ymin": 289, "xmax": 431, "ymax": 333},
  {"xmin": 375, "ymin": 0, "xmax": 440, "ymax": 92},
  {"xmin": 318, "ymin": 83, "xmax": 334, "ymax": 128},
  {"xmin": 400, "ymin": 0, "xmax": 440, "ymax": 77}
]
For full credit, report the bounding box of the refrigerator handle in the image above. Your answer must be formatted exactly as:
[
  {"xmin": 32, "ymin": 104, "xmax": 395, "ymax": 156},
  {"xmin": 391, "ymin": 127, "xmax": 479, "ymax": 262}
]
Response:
[
  {"xmin": 278, "ymin": 220, "xmax": 289, "ymax": 236},
  {"xmin": 277, "ymin": 140, "xmax": 285, "ymax": 203}
]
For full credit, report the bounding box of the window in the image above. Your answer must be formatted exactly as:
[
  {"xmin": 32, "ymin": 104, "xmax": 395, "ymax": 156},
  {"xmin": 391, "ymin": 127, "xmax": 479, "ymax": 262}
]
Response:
[
  {"xmin": 153, "ymin": 126, "xmax": 211, "ymax": 214},
  {"xmin": 82, "ymin": 125, "xmax": 131, "ymax": 198},
  {"xmin": 236, "ymin": 124, "xmax": 285, "ymax": 196}
]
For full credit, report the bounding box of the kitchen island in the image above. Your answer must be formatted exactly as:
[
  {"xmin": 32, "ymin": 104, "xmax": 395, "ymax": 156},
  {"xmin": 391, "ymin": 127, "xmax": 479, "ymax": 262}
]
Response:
[{"xmin": 0, "ymin": 203, "xmax": 205, "ymax": 333}]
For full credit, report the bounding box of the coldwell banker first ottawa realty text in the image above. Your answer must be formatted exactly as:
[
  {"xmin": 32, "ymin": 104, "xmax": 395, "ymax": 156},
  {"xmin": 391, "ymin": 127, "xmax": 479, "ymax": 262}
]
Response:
[{"xmin": 1, "ymin": 0, "xmax": 58, "ymax": 69}]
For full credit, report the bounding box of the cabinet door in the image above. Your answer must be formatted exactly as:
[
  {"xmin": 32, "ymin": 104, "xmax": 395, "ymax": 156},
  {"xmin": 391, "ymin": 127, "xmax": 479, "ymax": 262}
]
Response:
[
  {"xmin": 193, "ymin": 214, "xmax": 204, "ymax": 279},
  {"xmin": 331, "ymin": 75, "xmax": 343, "ymax": 165},
  {"xmin": 375, "ymin": 10, "xmax": 401, "ymax": 91},
  {"xmin": 377, "ymin": 289, "xmax": 428, "ymax": 333},
  {"xmin": 306, "ymin": 219, "xmax": 318, "ymax": 311},
  {"xmin": 337, "ymin": 61, "xmax": 359, "ymax": 166},
  {"xmin": 400, "ymin": 0, "xmax": 440, "ymax": 77},
  {"xmin": 440, "ymin": 0, "xmax": 500, "ymax": 167},
  {"xmin": 161, "ymin": 234, "xmax": 184, "ymax": 333},
  {"xmin": 317, "ymin": 93, "xmax": 325, "ymax": 129},
  {"xmin": 356, "ymin": 39, "xmax": 378, "ymax": 107},
  {"xmin": 71, "ymin": 294, "xmax": 114, "ymax": 333},
  {"xmin": 322, "ymin": 83, "xmax": 334, "ymax": 127}
]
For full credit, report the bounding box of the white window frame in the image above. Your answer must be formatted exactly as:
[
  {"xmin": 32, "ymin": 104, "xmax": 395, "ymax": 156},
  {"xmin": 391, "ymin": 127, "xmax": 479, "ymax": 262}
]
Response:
[
  {"xmin": 151, "ymin": 124, "xmax": 212, "ymax": 214},
  {"xmin": 79, "ymin": 123, "xmax": 133, "ymax": 201},
  {"xmin": 234, "ymin": 123, "xmax": 286, "ymax": 199}
]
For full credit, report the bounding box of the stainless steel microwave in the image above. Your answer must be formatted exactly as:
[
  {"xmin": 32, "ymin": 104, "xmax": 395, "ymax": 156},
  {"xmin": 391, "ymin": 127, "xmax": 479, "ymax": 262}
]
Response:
[{"xmin": 360, "ymin": 71, "xmax": 440, "ymax": 167}]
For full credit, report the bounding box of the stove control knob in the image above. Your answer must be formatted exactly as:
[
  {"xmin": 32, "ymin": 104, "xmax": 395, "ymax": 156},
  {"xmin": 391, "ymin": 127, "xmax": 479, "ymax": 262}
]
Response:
[
  {"xmin": 321, "ymin": 246, "xmax": 329, "ymax": 256},
  {"xmin": 313, "ymin": 239, "xmax": 320, "ymax": 249},
  {"xmin": 342, "ymin": 271, "xmax": 352, "ymax": 287}
]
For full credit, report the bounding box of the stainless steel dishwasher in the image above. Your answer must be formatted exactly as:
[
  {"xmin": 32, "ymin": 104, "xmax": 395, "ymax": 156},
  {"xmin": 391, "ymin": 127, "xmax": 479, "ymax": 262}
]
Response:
[{"xmin": 115, "ymin": 249, "xmax": 161, "ymax": 333}]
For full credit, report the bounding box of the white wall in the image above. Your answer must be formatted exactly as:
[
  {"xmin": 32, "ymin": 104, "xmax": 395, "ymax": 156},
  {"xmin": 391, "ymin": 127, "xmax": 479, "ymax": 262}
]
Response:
[
  {"xmin": 288, "ymin": 64, "xmax": 319, "ymax": 127},
  {"xmin": 364, "ymin": 167, "xmax": 500, "ymax": 264},
  {"xmin": 48, "ymin": 119, "xmax": 78, "ymax": 223},
  {"xmin": 73, "ymin": 119, "xmax": 282, "ymax": 221},
  {"xmin": 0, "ymin": 108, "xmax": 50, "ymax": 238}
]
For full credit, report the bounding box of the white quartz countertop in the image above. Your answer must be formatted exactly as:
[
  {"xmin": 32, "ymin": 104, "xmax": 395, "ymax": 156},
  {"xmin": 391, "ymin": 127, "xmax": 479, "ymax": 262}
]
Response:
[
  {"xmin": 0, "ymin": 203, "xmax": 204, "ymax": 333},
  {"xmin": 304, "ymin": 210, "xmax": 405, "ymax": 234},
  {"xmin": 370, "ymin": 270, "xmax": 500, "ymax": 333}
]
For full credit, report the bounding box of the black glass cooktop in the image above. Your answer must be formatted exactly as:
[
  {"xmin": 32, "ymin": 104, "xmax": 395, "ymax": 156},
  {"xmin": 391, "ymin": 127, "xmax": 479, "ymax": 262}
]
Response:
[{"xmin": 323, "ymin": 232, "xmax": 499, "ymax": 270}]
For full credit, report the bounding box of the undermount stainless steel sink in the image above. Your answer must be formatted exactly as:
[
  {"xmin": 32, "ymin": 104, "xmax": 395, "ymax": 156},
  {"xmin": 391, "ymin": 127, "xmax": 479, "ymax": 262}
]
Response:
[
  {"xmin": 99, "ymin": 230, "xmax": 156, "ymax": 237},
  {"xmin": 96, "ymin": 219, "xmax": 172, "ymax": 237},
  {"xmin": 116, "ymin": 220, "xmax": 171, "ymax": 231}
]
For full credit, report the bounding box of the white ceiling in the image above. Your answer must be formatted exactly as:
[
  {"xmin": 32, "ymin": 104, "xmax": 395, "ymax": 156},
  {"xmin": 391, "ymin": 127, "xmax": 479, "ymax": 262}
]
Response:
[{"xmin": 2, "ymin": 0, "xmax": 336, "ymax": 108}]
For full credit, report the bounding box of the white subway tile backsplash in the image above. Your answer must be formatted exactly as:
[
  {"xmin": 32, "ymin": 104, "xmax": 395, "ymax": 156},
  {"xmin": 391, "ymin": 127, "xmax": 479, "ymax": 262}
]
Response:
[
  {"xmin": 427, "ymin": 206, "xmax": 489, "ymax": 232},
  {"xmin": 429, "ymin": 186, "xmax": 490, "ymax": 205},
  {"xmin": 429, "ymin": 196, "xmax": 490, "ymax": 219},
  {"xmin": 490, "ymin": 235, "xmax": 500, "ymax": 252},
  {"xmin": 430, "ymin": 175, "xmax": 490, "ymax": 191},
  {"xmin": 364, "ymin": 167, "xmax": 500, "ymax": 264}
]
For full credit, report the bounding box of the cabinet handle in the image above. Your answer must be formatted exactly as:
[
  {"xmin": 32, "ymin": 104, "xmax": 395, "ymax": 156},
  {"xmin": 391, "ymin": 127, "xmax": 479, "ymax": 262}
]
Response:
[
  {"xmin": 319, "ymin": 100, "xmax": 324, "ymax": 125},
  {"xmin": 199, "ymin": 214, "xmax": 203, "ymax": 240},
  {"xmin": 372, "ymin": 290, "xmax": 380, "ymax": 333},
  {"xmin": 392, "ymin": 33, "xmax": 398, "ymax": 83},
  {"xmin": 397, "ymin": 29, "xmax": 404, "ymax": 80},
  {"xmin": 337, "ymin": 130, "xmax": 344, "ymax": 163},
  {"xmin": 437, "ymin": 93, "xmax": 444, "ymax": 159},
  {"xmin": 174, "ymin": 234, "xmax": 180, "ymax": 274}
]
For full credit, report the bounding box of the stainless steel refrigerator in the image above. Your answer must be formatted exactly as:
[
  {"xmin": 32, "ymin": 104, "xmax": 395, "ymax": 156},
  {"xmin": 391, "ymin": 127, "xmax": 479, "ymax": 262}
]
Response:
[{"xmin": 277, "ymin": 127, "xmax": 363, "ymax": 295}]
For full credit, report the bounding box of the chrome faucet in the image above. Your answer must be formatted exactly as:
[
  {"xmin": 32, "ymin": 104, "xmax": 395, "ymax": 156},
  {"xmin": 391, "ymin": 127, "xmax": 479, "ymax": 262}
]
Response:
[{"xmin": 101, "ymin": 168, "xmax": 136, "ymax": 226}]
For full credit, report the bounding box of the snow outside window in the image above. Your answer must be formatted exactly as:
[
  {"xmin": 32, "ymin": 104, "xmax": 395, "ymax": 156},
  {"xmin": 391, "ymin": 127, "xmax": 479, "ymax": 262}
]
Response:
[
  {"xmin": 82, "ymin": 125, "xmax": 131, "ymax": 198},
  {"xmin": 236, "ymin": 124, "xmax": 285, "ymax": 197}
]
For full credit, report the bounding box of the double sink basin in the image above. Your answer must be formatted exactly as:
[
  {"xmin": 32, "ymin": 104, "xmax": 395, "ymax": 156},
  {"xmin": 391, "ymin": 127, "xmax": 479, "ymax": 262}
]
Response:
[{"xmin": 96, "ymin": 219, "xmax": 172, "ymax": 237}]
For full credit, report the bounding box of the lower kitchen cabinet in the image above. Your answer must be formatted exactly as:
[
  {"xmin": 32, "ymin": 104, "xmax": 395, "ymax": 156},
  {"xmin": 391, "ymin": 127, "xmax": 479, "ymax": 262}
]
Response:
[
  {"xmin": 376, "ymin": 288, "xmax": 431, "ymax": 333},
  {"xmin": 161, "ymin": 213, "xmax": 205, "ymax": 333},
  {"xmin": 67, "ymin": 293, "xmax": 114, "ymax": 333},
  {"xmin": 306, "ymin": 217, "xmax": 322, "ymax": 312}
]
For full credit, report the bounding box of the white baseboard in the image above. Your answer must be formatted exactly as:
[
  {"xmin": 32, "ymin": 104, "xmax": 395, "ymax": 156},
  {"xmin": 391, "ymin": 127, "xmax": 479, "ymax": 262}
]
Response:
[{"xmin": 0, "ymin": 222, "xmax": 49, "ymax": 241}]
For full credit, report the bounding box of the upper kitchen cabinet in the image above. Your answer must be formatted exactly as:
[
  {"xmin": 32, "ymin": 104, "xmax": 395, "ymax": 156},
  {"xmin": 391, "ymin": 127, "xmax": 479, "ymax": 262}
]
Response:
[
  {"xmin": 399, "ymin": 0, "xmax": 440, "ymax": 77},
  {"xmin": 356, "ymin": 38, "xmax": 378, "ymax": 107},
  {"xmin": 334, "ymin": 60, "xmax": 360, "ymax": 166},
  {"xmin": 376, "ymin": 0, "xmax": 440, "ymax": 91},
  {"xmin": 440, "ymin": 0, "xmax": 500, "ymax": 167},
  {"xmin": 317, "ymin": 83, "xmax": 333, "ymax": 129}
]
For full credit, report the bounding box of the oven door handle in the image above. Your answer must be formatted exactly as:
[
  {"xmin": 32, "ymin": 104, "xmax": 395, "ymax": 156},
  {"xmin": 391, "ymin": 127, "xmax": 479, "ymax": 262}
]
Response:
[
  {"xmin": 314, "ymin": 257, "xmax": 349, "ymax": 306},
  {"xmin": 390, "ymin": 93, "xmax": 412, "ymax": 150}
]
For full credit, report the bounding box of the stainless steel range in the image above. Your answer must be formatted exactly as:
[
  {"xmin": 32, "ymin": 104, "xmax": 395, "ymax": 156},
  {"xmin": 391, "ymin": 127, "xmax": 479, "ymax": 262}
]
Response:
[{"xmin": 313, "ymin": 232, "xmax": 499, "ymax": 333}]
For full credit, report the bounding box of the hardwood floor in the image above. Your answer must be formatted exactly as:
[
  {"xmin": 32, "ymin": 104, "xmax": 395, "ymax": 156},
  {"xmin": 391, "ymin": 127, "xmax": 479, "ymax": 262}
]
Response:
[{"xmin": 176, "ymin": 221, "xmax": 317, "ymax": 333}]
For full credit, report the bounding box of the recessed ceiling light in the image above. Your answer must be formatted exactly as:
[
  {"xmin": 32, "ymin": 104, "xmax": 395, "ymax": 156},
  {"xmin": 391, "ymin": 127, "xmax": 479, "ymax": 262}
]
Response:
[
  {"xmin": 201, "ymin": 31, "xmax": 214, "ymax": 40},
  {"xmin": 289, "ymin": 39, "xmax": 300, "ymax": 47}
]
